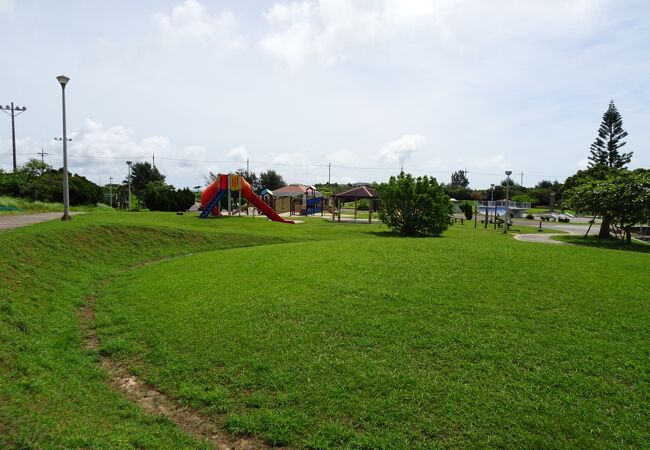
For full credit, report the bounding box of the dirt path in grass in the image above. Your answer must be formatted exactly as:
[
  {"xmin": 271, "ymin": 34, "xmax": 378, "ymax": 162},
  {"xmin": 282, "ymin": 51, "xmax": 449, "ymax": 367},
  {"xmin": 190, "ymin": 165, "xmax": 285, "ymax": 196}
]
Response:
[
  {"xmin": 79, "ymin": 287, "xmax": 267, "ymax": 450},
  {"xmin": 0, "ymin": 212, "xmax": 83, "ymax": 230}
]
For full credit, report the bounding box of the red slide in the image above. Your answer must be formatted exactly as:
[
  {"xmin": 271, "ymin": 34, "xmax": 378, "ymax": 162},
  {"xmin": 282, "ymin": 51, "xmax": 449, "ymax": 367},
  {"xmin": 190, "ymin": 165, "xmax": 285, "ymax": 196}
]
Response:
[{"xmin": 241, "ymin": 179, "xmax": 294, "ymax": 224}]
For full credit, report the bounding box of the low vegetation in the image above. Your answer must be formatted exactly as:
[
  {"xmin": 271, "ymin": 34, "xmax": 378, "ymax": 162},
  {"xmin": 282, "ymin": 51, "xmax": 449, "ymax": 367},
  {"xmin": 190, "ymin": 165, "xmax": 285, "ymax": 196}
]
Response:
[{"xmin": 2, "ymin": 211, "xmax": 647, "ymax": 448}]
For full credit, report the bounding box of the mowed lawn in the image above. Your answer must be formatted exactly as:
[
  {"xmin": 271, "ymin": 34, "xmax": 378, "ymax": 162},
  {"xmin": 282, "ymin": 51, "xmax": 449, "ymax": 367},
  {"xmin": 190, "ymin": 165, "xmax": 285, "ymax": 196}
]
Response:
[{"xmin": 95, "ymin": 220, "xmax": 650, "ymax": 448}]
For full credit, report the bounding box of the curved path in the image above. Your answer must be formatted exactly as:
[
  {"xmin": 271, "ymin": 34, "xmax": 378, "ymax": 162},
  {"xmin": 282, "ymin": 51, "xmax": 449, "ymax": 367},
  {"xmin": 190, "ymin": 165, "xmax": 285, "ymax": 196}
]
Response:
[
  {"xmin": 514, "ymin": 221, "xmax": 598, "ymax": 245},
  {"xmin": 0, "ymin": 212, "xmax": 82, "ymax": 231}
]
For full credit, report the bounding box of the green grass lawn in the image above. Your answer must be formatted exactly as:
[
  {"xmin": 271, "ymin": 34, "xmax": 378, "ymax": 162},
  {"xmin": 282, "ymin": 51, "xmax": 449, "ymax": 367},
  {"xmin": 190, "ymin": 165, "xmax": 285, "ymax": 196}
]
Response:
[
  {"xmin": 1, "ymin": 212, "xmax": 648, "ymax": 448},
  {"xmin": 554, "ymin": 234, "xmax": 650, "ymax": 253}
]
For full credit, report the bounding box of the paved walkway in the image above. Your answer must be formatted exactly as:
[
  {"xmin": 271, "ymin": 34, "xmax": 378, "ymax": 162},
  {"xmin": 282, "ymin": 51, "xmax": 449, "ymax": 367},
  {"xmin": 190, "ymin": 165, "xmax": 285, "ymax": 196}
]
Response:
[
  {"xmin": 0, "ymin": 212, "xmax": 82, "ymax": 231},
  {"xmin": 514, "ymin": 222, "xmax": 599, "ymax": 245}
]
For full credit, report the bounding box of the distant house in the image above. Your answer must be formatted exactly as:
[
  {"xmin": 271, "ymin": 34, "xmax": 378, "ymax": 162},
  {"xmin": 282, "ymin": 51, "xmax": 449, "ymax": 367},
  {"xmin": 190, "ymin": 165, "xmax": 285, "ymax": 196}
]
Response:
[{"xmin": 273, "ymin": 184, "xmax": 323, "ymax": 198}]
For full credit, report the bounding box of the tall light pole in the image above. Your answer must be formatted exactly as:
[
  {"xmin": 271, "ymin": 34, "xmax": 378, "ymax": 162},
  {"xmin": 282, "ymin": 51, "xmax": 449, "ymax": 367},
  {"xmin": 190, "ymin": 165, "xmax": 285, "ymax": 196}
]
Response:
[
  {"xmin": 126, "ymin": 161, "xmax": 132, "ymax": 211},
  {"xmin": 485, "ymin": 183, "xmax": 497, "ymax": 228},
  {"xmin": 1, "ymin": 102, "xmax": 27, "ymax": 171},
  {"xmin": 504, "ymin": 170, "xmax": 512, "ymax": 233},
  {"xmin": 109, "ymin": 176, "xmax": 113, "ymax": 208},
  {"xmin": 56, "ymin": 75, "xmax": 71, "ymax": 221}
]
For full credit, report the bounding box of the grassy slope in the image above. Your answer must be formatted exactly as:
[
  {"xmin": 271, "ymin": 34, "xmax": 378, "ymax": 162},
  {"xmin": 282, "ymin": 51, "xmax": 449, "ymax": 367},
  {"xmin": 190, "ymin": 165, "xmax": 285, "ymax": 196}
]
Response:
[
  {"xmin": 2, "ymin": 212, "xmax": 648, "ymax": 448},
  {"xmin": 96, "ymin": 219, "xmax": 649, "ymax": 447},
  {"xmin": 0, "ymin": 212, "xmax": 325, "ymax": 448}
]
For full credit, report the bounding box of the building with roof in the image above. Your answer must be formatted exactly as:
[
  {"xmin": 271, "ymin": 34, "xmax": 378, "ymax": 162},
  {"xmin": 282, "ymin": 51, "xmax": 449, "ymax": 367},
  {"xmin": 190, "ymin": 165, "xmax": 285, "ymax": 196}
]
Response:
[
  {"xmin": 333, "ymin": 186, "xmax": 380, "ymax": 222},
  {"xmin": 272, "ymin": 184, "xmax": 323, "ymax": 198}
]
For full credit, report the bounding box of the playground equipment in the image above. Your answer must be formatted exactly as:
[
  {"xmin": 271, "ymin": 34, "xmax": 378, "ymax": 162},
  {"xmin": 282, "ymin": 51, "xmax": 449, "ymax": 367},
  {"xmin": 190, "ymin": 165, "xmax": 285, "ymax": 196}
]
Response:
[
  {"xmin": 301, "ymin": 186, "xmax": 323, "ymax": 215},
  {"xmin": 200, "ymin": 174, "xmax": 294, "ymax": 224}
]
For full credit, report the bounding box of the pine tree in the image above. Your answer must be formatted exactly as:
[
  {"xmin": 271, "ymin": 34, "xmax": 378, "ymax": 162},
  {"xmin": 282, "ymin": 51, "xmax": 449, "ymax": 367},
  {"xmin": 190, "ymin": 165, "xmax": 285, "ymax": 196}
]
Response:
[
  {"xmin": 450, "ymin": 170, "xmax": 469, "ymax": 188},
  {"xmin": 588, "ymin": 101, "xmax": 632, "ymax": 169}
]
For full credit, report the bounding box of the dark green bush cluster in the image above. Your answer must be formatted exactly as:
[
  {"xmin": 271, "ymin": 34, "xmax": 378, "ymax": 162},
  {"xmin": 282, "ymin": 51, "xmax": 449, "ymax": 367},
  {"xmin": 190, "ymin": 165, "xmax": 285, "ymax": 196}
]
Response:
[
  {"xmin": 0, "ymin": 168, "xmax": 101, "ymax": 206},
  {"xmin": 141, "ymin": 182, "xmax": 195, "ymax": 211},
  {"xmin": 526, "ymin": 214, "xmax": 535, "ymax": 220}
]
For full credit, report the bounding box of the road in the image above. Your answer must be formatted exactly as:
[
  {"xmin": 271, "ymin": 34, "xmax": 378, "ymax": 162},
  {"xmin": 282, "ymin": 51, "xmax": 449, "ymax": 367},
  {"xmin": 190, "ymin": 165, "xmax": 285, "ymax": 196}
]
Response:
[
  {"xmin": 513, "ymin": 220, "xmax": 599, "ymax": 245},
  {"xmin": 0, "ymin": 212, "xmax": 82, "ymax": 231}
]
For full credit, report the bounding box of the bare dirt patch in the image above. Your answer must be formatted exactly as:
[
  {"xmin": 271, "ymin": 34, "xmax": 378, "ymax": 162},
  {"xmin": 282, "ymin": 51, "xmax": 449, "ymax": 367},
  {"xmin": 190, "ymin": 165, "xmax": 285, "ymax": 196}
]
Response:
[{"xmin": 79, "ymin": 286, "xmax": 267, "ymax": 450}]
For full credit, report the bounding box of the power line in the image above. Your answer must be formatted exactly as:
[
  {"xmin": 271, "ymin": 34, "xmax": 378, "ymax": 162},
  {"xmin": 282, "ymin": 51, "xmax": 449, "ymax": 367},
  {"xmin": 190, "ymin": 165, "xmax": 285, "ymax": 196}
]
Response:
[{"xmin": 0, "ymin": 150, "xmax": 564, "ymax": 181}]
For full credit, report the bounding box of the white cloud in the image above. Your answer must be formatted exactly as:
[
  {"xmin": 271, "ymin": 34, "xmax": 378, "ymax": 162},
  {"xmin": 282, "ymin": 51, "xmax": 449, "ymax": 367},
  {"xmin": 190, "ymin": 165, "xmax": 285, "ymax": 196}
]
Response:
[
  {"xmin": 259, "ymin": 0, "xmax": 605, "ymax": 66},
  {"xmin": 259, "ymin": 0, "xmax": 458, "ymax": 66},
  {"xmin": 152, "ymin": 0, "xmax": 246, "ymax": 50},
  {"xmin": 379, "ymin": 134, "xmax": 425, "ymax": 166}
]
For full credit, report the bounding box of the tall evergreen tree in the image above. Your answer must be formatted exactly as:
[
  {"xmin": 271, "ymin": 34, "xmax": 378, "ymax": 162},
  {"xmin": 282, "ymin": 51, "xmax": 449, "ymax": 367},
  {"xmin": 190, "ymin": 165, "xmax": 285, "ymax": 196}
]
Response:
[
  {"xmin": 128, "ymin": 162, "xmax": 166, "ymax": 197},
  {"xmin": 450, "ymin": 170, "xmax": 469, "ymax": 188},
  {"xmin": 588, "ymin": 101, "xmax": 632, "ymax": 169}
]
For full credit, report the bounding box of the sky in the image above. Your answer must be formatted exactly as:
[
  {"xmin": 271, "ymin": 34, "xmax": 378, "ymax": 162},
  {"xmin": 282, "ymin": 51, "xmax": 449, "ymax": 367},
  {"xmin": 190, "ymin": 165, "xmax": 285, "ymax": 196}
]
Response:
[{"xmin": 0, "ymin": 0, "xmax": 648, "ymax": 189}]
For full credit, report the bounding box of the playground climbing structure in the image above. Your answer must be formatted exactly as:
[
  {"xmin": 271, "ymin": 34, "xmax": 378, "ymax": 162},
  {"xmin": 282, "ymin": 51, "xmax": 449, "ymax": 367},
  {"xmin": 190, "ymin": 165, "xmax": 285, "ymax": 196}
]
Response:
[{"xmin": 200, "ymin": 174, "xmax": 294, "ymax": 224}]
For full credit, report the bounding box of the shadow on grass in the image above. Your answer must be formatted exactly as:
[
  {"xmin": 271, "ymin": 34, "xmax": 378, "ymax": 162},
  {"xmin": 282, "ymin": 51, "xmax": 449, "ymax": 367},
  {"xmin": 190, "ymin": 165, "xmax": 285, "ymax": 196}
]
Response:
[
  {"xmin": 364, "ymin": 230, "xmax": 447, "ymax": 238},
  {"xmin": 554, "ymin": 235, "xmax": 650, "ymax": 254}
]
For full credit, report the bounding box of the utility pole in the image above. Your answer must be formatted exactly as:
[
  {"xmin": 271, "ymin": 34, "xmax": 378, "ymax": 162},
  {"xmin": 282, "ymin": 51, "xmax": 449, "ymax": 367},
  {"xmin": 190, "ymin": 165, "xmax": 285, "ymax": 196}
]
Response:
[
  {"xmin": 520, "ymin": 171, "xmax": 524, "ymax": 186},
  {"xmin": 1, "ymin": 102, "xmax": 28, "ymax": 171},
  {"xmin": 246, "ymin": 157, "xmax": 250, "ymax": 175},
  {"xmin": 37, "ymin": 148, "xmax": 49, "ymax": 172},
  {"xmin": 109, "ymin": 176, "xmax": 113, "ymax": 207},
  {"xmin": 152, "ymin": 152, "xmax": 155, "ymax": 169},
  {"xmin": 38, "ymin": 148, "xmax": 48, "ymax": 164},
  {"xmin": 328, "ymin": 162, "xmax": 331, "ymax": 184}
]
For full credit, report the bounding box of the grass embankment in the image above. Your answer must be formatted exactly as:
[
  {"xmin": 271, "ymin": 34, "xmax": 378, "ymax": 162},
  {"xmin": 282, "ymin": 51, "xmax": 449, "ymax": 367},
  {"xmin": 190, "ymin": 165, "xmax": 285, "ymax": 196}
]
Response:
[
  {"xmin": 0, "ymin": 212, "xmax": 320, "ymax": 448},
  {"xmin": 97, "ymin": 217, "xmax": 649, "ymax": 447}
]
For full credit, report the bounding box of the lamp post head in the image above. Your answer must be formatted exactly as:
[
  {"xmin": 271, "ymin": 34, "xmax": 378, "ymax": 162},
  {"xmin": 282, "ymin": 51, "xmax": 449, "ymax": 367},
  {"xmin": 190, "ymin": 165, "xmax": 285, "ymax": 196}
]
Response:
[
  {"xmin": 56, "ymin": 75, "xmax": 70, "ymax": 87},
  {"xmin": 126, "ymin": 160, "xmax": 132, "ymax": 166},
  {"xmin": 505, "ymin": 170, "xmax": 512, "ymax": 176},
  {"xmin": 490, "ymin": 183, "xmax": 495, "ymax": 188}
]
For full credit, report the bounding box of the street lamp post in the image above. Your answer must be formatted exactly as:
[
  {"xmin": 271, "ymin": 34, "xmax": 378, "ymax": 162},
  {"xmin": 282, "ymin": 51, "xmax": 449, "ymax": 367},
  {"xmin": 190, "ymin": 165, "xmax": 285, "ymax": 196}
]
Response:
[
  {"xmin": 56, "ymin": 75, "xmax": 71, "ymax": 221},
  {"xmin": 504, "ymin": 170, "xmax": 512, "ymax": 233},
  {"xmin": 490, "ymin": 183, "xmax": 496, "ymax": 230},
  {"xmin": 1, "ymin": 102, "xmax": 27, "ymax": 171},
  {"xmin": 126, "ymin": 161, "xmax": 132, "ymax": 211},
  {"xmin": 109, "ymin": 176, "xmax": 113, "ymax": 208}
]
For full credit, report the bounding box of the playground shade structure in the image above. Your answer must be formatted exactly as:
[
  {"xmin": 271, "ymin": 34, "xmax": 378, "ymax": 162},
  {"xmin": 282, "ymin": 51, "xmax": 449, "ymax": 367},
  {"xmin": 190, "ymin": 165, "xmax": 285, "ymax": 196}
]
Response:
[{"xmin": 201, "ymin": 174, "xmax": 294, "ymax": 224}]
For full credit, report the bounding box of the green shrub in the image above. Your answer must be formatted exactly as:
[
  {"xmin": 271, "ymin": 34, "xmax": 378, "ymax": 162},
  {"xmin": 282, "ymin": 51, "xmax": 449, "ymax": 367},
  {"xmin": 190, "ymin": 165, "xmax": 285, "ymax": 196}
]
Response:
[
  {"xmin": 460, "ymin": 201, "xmax": 473, "ymax": 220},
  {"xmin": 526, "ymin": 214, "xmax": 535, "ymax": 220},
  {"xmin": 377, "ymin": 172, "xmax": 452, "ymax": 236}
]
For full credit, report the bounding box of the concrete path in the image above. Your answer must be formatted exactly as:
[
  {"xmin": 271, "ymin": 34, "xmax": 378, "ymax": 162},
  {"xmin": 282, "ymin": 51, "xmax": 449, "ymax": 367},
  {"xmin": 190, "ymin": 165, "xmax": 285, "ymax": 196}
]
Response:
[
  {"xmin": 514, "ymin": 222, "xmax": 598, "ymax": 245},
  {"xmin": 0, "ymin": 212, "xmax": 82, "ymax": 231}
]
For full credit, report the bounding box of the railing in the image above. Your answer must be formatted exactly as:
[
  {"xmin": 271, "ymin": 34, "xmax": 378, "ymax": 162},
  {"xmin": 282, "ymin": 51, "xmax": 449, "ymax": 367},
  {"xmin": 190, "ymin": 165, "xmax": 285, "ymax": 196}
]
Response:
[{"xmin": 476, "ymin": 200, "xmax": 531, "ymax": 209}]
